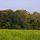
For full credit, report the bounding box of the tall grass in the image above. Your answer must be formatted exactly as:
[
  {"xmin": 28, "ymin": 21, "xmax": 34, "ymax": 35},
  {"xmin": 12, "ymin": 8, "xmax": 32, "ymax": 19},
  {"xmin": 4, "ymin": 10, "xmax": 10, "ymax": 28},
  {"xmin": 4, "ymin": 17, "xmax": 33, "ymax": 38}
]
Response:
[{"xmin": 0, "ymin": 30, "xmax": 39, "ymax": 40}]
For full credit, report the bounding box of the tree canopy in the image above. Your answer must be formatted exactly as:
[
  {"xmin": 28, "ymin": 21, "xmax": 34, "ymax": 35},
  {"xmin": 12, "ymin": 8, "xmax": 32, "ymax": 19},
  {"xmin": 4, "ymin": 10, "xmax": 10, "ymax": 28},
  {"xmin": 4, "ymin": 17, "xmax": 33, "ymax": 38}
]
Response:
[{"xmin": 0, "ymin": 9, "xmax": 40, "ymax": 29}]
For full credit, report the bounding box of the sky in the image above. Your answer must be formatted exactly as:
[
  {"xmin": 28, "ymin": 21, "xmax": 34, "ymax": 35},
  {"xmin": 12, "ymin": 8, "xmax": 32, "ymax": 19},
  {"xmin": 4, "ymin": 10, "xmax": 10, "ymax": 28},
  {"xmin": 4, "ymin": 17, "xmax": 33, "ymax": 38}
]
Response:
[{"xmin": 0, "ymin": 0, "xmax": 40, "ymax": 12}]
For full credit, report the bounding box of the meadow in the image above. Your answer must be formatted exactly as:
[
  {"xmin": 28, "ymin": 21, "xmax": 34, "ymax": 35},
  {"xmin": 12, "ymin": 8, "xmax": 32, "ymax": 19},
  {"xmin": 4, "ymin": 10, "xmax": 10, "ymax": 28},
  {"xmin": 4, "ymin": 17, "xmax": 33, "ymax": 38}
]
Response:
[{"xmin": 0, "ymin": 30, "xmax": 39, "ymax": 40}]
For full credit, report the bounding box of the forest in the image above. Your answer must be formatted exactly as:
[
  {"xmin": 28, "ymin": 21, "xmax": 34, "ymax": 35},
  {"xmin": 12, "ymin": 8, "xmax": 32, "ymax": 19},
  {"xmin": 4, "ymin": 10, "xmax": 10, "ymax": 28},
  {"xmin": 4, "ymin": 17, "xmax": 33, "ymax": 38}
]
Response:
[{"xmin": 0, "ymin": 9, "xmax": 40, "ymax": 29}]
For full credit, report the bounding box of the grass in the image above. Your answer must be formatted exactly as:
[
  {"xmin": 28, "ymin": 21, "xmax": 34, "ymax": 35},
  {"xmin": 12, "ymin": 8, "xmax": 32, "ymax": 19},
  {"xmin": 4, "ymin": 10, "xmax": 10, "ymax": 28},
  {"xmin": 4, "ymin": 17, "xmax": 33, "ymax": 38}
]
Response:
[{"xmin": 0, "ymin": 29, "xmax": 39, "ymax": 40}]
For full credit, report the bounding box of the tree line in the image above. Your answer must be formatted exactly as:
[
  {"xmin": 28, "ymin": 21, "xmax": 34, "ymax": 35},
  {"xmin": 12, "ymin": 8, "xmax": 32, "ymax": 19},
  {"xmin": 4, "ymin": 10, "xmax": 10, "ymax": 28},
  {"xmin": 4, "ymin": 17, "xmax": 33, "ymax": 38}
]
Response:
[{"xmin": 0, "ymin": 9, "xmax": 40, "ymax": 29}]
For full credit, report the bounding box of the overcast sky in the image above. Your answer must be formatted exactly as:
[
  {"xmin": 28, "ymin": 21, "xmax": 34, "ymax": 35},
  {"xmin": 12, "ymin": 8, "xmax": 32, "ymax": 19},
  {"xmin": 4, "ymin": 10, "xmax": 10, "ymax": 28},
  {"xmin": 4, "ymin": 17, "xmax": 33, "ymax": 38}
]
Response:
[{"xmin": 0, "ymin": 0, "xmax": 40, "ymax": 12}]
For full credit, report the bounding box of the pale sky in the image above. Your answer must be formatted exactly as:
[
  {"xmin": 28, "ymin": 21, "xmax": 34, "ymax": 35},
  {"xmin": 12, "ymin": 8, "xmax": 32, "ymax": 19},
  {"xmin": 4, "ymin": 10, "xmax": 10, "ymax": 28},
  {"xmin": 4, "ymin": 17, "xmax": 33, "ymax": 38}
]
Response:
[{"xmin": 0, "ymin": 0, "xmax": 40, "ymax": 12}]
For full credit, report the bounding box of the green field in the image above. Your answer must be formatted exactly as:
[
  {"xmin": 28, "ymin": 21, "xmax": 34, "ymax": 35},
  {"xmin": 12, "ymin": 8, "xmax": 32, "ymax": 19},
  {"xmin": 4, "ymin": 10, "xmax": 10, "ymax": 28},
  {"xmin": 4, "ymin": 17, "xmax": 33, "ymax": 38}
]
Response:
[{"xmin": 0, "ymin": 30, "xmax": 39, "ymax": 40}]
